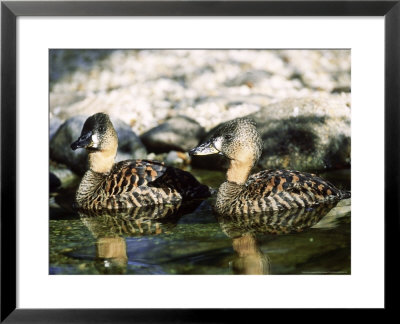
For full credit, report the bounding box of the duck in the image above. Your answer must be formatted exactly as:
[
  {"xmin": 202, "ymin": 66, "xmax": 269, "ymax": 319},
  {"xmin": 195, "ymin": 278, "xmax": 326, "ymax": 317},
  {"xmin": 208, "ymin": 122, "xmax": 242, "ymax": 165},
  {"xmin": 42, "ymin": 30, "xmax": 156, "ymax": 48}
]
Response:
[
  {"xmin": 71, "ymin": 113, "xmax": 211, "ymax": 210},
  {"xmin": 189, "ymin": 118, "xmax": 350, "ymax": 215}
]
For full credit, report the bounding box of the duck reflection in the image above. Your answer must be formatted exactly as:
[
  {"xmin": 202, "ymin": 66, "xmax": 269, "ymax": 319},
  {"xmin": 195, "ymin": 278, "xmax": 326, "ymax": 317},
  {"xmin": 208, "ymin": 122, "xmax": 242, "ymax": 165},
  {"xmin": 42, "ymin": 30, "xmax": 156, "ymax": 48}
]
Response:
[
  {"xmin": 76, "ymin": 200, "xmax": 202, "ymax": 274},
  {"xmin": 217, "ymin": 203, "xmax": 337, "ymax": 274},
  {"xmin": 230, "ymin": 233, "xmax": 271, "ymax": 275}
]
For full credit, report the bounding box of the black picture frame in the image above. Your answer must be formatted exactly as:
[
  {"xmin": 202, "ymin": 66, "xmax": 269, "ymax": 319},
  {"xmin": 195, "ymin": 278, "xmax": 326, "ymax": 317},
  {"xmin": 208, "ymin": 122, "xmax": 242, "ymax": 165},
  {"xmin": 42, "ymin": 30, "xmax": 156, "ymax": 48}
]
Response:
[{"xmin": 1, "ymin": 0, "xmax": 398, "ymax": 322}]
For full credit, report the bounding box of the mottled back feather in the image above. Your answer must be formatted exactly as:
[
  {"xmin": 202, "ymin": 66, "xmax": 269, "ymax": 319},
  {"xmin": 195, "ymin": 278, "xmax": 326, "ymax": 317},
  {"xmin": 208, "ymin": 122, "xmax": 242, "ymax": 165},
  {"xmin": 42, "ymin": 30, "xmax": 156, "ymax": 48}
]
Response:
[
  {"xmin": 215, "ymin": 169, "xmax": 349, "ymax": 215},
  {"xmin": 76, "ymin": 159, "xmax": 210, "ymax": 210}
]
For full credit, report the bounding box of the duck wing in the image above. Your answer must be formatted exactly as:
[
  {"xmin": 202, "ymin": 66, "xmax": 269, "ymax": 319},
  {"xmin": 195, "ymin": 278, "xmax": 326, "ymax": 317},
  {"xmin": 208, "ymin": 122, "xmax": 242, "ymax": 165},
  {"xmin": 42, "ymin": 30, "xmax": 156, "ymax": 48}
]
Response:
[
  {"xmin": 108, "ymin": 159, "xmax": 169, "ymax": 189},
  {"xmin": 246, "ymin": 169, "xmax": 343, "ymax": 209},
  {"xmin": 101, "ymin": 160, "xmax": 210, "ymax": 208},
  {"xmin": 148, "ymin": 165, "xmax": 211, "ymax": 199}
]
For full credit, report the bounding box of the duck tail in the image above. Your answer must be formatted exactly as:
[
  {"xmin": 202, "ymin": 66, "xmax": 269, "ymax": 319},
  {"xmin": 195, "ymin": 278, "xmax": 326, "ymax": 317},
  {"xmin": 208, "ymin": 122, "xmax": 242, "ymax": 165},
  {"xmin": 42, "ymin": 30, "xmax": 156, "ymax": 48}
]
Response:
[
  {"xmin": 190, "ymin": 184, "xmax": 213, "ymax": 199},
  {"xmin": 339, "ymin": 190, "xmax": 351, "ymax": 199}
]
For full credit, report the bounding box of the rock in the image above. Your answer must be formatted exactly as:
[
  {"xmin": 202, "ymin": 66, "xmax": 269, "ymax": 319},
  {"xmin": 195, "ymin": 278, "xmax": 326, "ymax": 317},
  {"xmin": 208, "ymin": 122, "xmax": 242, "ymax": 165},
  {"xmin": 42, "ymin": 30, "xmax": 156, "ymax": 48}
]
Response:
[
  {"xmin": 252, "ymin": 97, "xmax": 351, "ymax": 171},
  {"xmin": 192, "ymin": 96, "xmax": 351, "ymax": 172},
  {"xmin": 49, "ymin": 172, "xmax": 61, "ymax": 192},
  {"xmin": 49, "ymin": 116, "xmax": 62, "ymax": 140},
  {"xmin": 110, "ymin": 118, "xmax": 147, "ymax": 162},
  {"xmin": 50, "ymin": 115, "xmax": 147, "ymax": 174},
  {"xmin": 165, "ymin": 150, "xmax": 191, "ymax": 167},
  {"xmin": 50, "ymin": 162, "xmax": 80, "ymax": 189},
  {"xmin": 140, "ymin": 115, "xmax": 205, "ymax": 153},
  {"xmin": 50, "ymin": 115, "xmax": 88, "ymax": 174}
]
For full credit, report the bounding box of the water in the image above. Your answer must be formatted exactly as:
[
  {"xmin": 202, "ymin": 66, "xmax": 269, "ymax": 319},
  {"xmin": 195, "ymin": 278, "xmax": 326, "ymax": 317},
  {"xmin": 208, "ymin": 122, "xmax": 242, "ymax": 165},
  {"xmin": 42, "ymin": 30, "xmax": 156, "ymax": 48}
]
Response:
[{"xmin": 49, "ymin": 169, "xmax": 351, "ymax": 275}]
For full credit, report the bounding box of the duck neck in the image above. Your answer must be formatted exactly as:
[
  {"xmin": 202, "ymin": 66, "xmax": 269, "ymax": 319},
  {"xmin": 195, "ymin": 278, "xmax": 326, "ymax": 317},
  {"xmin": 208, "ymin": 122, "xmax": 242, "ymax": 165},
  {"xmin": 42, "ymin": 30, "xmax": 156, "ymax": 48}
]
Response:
[
  {"xmin": 76, "ymin": 170, "xmax": 105, "ymax": 207},
  {"xmin": 226, "ymin": 159, "xmax": 253, "ymax": 185},
  {"xmin": 215, "ymin": 181, "xmax": 244, "ymax": 212},
  {"xmin": 87, "ymin": 146, "xmax": 117, "ymax": 174}
]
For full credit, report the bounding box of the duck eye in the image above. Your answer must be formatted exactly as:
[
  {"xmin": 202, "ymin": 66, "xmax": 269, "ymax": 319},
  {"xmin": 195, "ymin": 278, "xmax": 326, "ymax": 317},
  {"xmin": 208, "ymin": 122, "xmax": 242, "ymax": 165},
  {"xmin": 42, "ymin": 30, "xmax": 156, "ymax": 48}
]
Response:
[
  {"xmin": 224, "ymin": 134, "xmax": 233, "ymax": 140},
  {"xmin": 98, "ymin": 126, "xmax": 105, "ymax": 132}
]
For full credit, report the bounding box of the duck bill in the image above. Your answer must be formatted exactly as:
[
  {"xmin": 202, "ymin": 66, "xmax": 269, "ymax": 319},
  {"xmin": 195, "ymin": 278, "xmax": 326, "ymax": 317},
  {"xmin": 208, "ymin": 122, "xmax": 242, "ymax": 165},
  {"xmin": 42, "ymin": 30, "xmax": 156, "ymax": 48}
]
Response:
[
  {"xmin": 71, "ymin": 131, "xmax": 92, "ymax": 151},
  {"xmin": 189, "ymin": 141, "xmax": 219, "ymax": 156}
]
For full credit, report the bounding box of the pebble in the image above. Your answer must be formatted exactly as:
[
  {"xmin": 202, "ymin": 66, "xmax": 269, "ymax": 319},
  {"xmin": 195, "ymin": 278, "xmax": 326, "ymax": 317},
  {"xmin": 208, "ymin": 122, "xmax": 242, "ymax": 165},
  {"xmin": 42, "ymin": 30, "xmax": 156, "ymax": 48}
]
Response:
[
  {"xmin": 50, "ymin": 50, "xmax": 350, "ymax": 134},
  {"xmin": 49, "ymin": 49, "xmax": 351, "ymax": 172}
]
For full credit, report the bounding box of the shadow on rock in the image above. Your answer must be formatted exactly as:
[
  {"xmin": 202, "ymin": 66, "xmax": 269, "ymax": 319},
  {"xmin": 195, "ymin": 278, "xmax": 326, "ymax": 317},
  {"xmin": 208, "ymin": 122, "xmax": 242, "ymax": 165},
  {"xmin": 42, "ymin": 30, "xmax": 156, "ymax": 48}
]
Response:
[{"xmin": 192, "ymin": 96, "xmax": 351, "ymax": 172}]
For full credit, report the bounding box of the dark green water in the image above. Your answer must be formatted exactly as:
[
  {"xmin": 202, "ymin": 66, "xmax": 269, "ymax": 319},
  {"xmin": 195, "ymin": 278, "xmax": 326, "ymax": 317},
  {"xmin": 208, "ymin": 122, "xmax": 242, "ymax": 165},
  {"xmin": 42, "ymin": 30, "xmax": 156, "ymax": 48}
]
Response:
[{"xmin": 49, "ymin": 169, "xmax": 351, "ymax": 275}]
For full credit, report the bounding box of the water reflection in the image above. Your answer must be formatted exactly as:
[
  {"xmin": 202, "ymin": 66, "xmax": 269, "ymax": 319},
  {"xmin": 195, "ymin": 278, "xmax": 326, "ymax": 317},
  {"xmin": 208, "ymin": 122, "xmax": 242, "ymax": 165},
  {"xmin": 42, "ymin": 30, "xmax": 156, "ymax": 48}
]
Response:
[
  {"xmin": 217, "ymin": 203, "xmax": 337, "ymax": 274},
  {"xmin": 76, "ymin": 200, "xmax": 203, "ymax": 274},
  {"xmin": 50, "ymin": 168, "xmax": 350, "ymax": 275},
  {"xmin": 230, "ymin": 234, "xmax": 271, "ymax": 274}
]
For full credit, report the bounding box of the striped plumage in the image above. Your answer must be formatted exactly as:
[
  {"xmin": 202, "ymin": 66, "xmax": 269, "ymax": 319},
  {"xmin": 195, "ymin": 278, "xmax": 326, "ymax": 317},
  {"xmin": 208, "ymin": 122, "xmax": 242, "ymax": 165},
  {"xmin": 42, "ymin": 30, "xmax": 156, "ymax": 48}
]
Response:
[
  {"xmin": 189, "ymin": 118, "xmax": 350, "ymax": 215},
  {"xmin": 71, "ymin": 113, "xmax": 210, "ymax": 210},
  {"xmin": 75, "ymin": 159, "xmax": 210, "ymax": 209},
  {"xmin": 216, "ymin": 169, "xmax": 349, "ymax": 215}
]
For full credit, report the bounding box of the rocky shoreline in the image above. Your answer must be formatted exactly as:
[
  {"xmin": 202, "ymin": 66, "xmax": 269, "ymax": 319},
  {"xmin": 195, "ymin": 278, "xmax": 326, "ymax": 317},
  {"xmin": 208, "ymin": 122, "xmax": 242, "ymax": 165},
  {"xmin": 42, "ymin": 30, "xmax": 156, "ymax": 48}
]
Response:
[{"xmin": 49, "ymin": 50, "xmax": 351, "ymax": 187}]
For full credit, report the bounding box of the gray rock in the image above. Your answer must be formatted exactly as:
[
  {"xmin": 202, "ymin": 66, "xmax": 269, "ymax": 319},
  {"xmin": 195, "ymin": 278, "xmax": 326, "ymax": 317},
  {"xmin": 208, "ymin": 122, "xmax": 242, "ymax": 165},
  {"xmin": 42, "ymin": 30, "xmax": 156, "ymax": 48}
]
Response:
[
  {"xmin": 140, "ymin": 115, "xmax": 206, "ymax": 153},
  {"xmin": 50, "ymin": 115, "xmax": 147, "ymax": 174},
  {"xmin": 165, "ymin": 150, "xmax": 191, "ymax": 167},
  {"xmin": 252, "ymin": 97, "xmax": 350, "ymax": 171},
  {"xmin": 50, "ymin": 115, "xmax": 88, "ymax": 174},
  {"xmin": 49, "ymin": 116, "xmax": 62, "ymax": 140},
  {"xmin": 50, "ymin": 162, "xmax": 80, "ymax": 189},
  {"xmin": 110, "ymin": 118, "xmax": 147, "ymax": 162},
  {"xmin": 192, "ymin": 97, "xmax": 351, "ymax": 172}
]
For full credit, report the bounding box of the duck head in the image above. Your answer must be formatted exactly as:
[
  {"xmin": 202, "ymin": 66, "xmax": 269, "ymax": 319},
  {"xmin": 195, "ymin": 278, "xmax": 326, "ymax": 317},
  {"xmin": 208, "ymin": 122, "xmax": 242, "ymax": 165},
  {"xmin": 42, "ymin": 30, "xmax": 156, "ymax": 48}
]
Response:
[
  {"xmin": 189, "ymin": 118, "xmax": 262, "ymax": 184},
  {"xmin": 71, "ymin": 113, "xmax": 118, "ymax": 173},
  {"xmin": 190, "ymin": 118, "xmax": 262, "ymax": 165},
  {"xmin": 71, "ymin": 113, "xmax": 117, "ymax": 152}
]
